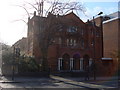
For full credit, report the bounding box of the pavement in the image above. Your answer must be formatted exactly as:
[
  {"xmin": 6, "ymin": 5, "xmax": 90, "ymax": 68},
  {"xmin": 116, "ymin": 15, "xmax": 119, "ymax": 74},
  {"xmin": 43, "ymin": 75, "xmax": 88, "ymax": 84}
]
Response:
[
  {"xmin": 0, "ymin": 75, "xmax": 119, "ymax": 89},
  {"xmin": 51, "ymin": 75, "xmax": 119, "ymax": 88}
]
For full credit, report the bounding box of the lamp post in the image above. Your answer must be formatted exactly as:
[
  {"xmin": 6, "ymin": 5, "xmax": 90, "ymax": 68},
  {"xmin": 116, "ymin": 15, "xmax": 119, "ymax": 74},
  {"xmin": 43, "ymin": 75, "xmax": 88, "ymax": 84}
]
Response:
[{"xmin": 93, "ymin": 12, "xmax": 103, "ymax": 80}]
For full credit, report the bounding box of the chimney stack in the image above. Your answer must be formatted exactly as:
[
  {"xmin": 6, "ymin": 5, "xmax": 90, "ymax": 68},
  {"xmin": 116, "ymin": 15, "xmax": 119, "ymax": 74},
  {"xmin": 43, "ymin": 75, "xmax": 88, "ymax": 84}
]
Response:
[{"xmin": 34, "ymin": 11, "xmax": 36, "ymax": 16}]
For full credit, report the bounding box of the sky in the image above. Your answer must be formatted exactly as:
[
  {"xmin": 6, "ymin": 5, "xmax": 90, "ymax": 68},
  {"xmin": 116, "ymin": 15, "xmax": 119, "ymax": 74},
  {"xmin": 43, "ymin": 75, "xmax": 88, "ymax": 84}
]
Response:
[{"xmin": 0, "ymin": 0, "xmax": 119, "ymax": 46}]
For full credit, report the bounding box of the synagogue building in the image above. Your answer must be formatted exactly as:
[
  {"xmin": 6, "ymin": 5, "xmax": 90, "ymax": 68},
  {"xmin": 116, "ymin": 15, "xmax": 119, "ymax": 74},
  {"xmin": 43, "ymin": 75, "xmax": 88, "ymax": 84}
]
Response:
[{"xmin": 27, "ymin": 11, "xmax": 103, "ymax": 72}]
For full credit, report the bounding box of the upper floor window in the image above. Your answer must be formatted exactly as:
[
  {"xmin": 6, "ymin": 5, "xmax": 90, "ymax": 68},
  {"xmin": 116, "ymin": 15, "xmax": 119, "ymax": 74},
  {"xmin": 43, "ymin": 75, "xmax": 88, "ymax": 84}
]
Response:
[
  {"xmin": 91, "ymin": 29, "xmax": 93, "ymax": 35},
  {"xmin": 96, "ymin": 31, "xmax": 100, "ymax": 37},
  {"xmin": 67, "ymin": 39, "xmax": 69, "ymax": 46},
  {"xmin": 67, "ymin": 26, "xmax": 77, "ymax": 33},
  {"xmin": 59, "ymin": 37, "xmax": 62, "ymax": 44},
  {"xmin": 70, "ymin": 39, "xmax": 73, "ymax": 46},
  {"xmin": 73, "ymin": 40, "xmax": 76, "ymax": 46},
  {"xmin": 91, "ymin": 40, "xmax": 94, "ymax": 46},
  {"xmin": 81, "ymin": 39, "xmax": 84, "ymax": 48},
  {"xmin": 81, "ymin": 28, "xmax": 84, "ymax": 35},
  {"xmin": 66, "ymin": 38, "xmax": 76, "ymax": 47}
]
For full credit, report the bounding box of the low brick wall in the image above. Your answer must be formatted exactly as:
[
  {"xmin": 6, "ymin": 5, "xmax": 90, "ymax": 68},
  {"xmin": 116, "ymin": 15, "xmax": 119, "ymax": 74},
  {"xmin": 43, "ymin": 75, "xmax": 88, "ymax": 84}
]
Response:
[{"xmin": 2, "ymin": 64, "xmax": 18, "ymax": 76}]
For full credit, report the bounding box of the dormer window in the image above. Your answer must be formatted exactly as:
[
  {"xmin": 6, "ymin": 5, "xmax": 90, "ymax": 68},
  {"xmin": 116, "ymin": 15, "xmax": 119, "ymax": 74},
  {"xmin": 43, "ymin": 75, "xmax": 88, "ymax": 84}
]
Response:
[{"xmin": 67, "ymin": 26, "xmax": 77, "ymax": 33}]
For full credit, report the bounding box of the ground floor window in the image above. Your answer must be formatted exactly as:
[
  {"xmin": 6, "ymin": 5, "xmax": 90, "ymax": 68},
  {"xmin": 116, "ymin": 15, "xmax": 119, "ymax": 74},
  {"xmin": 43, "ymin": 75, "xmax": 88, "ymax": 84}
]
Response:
[{"xmin": 58, "ymin": 54, "xmax": 92, "ymax": 71}]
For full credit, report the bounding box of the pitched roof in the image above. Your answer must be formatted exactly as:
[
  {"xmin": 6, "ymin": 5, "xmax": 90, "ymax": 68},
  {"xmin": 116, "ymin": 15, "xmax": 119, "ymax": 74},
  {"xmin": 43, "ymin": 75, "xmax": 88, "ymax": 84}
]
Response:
[{"xmin": 64, "ymin": 12, "xmax": 85, "ymax": 24}]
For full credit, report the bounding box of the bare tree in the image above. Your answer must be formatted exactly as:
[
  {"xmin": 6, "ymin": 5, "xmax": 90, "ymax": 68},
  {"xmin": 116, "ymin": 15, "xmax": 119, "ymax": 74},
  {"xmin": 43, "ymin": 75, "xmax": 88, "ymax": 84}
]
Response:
[
  {"xmin": 18, "ymin": 0, "xmax": 85, "ymax": 72},
  {"xmin": 17, "ymin": 0, "xmax": 85, "ymax": 17}
]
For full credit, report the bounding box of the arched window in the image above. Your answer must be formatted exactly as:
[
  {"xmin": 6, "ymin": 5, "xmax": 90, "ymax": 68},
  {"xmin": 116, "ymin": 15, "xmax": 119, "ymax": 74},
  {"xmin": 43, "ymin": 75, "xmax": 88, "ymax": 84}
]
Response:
[
  {"xmin": 67, "ymin": 39, "xmax": 69, "ymax": 46},
  {"xmin": 74, "ymin": 40, "xmax": 76, "ymax": 46},
  {"xmin": 67, "ymin": 26, "xmax": 77, "ymax": 33}
]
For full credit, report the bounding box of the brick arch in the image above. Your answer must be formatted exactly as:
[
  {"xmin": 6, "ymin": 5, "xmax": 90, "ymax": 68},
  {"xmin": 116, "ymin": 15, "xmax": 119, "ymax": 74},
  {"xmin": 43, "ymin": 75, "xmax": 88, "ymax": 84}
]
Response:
[
  {"xmin": 60, "ymin": 52, "xmax": 71, "ymax": 57},
  {"xmin": 73, "ymin": 53, "xmax": 81, "ymax": 58},
  {"xmin": 62, "ymin": 53, "xmax": 70, "ymax": 59}
]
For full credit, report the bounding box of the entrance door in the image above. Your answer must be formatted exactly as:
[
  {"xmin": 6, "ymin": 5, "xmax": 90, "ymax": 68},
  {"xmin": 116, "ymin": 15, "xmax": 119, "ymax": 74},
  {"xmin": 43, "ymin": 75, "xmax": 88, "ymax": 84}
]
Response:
[
  {"xmin": 73, "ymin": 54, "xmax": 80, "ymax": 70},
  {"xmin": 62, "ymin": 54, "xmax": 70, "ymax": 71}
]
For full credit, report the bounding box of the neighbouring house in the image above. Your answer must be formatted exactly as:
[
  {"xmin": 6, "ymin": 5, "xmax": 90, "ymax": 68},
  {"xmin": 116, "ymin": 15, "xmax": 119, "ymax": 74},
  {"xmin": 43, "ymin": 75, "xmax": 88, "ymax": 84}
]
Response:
[
  {"xmin": 94, "ymin": 11, "xmax": 120, "ymax": 76},
  {"xmin": 13, "ymin": 37, "xmax": 27, "ymax": 56},
  {"xmin": 103, "ymin": 11, "xmax": 120, "ymax": 58},
  {"xmin": 102, "ymin": 11, "xmax": 119, "ymax": 76}
]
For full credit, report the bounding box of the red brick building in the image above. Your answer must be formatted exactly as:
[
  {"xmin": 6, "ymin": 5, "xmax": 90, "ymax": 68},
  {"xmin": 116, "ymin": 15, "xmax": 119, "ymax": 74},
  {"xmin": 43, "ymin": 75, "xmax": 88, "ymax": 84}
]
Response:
[
  {"xmin": 27, "ymin": 11, "xmax": 103, "ymax": 72},
  {"xmin": 102, "ymin": 11, "xmax": 119, "ymax": 76},
  {"xmin": 103, "ymin": 11, "xmax": 120, "ymax": 58}
]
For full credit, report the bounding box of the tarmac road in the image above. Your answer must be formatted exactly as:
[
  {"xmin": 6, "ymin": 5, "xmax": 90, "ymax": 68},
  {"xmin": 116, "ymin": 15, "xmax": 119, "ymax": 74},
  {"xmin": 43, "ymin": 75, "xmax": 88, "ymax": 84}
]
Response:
[{"xmin": 0, "ymin": 75, "xmax": 118, "ymax": 89}]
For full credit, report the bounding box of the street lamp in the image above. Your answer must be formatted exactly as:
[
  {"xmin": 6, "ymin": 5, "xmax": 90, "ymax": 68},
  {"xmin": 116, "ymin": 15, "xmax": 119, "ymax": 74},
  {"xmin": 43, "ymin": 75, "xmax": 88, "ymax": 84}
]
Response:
[
  {"xmin": 93, "ymin": 12, "xmax": 103, "ymax": 80},
  {"xmin": 93, "ymin": 12, "xmax": 103, "ymax": 25}
]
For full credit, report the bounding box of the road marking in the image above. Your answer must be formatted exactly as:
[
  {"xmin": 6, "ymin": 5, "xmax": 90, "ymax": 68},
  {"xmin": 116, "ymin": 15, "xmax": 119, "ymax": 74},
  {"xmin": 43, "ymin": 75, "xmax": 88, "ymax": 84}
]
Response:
[{"xmin": 51, "ymin": 75, "xmax": 115, "ymax": 88}]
